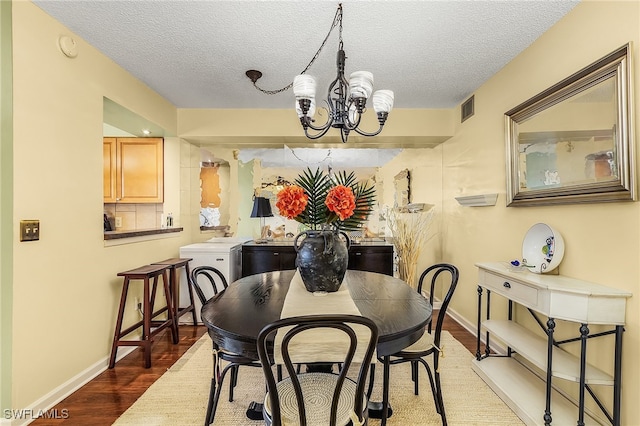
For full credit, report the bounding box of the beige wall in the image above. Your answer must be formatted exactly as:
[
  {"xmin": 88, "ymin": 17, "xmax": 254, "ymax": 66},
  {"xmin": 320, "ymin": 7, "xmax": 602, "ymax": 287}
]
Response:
[
  {"xmin": 5, "ymin": 0, "xmax": 639, "ymax": 424},
  {"xmin": 9, "ymin": 1, "xmax": 194, "ymax": 410},
  {"xmin": 1, "ymin": 0, "xmax": 14, "ymax": 413},
  {"xmin": 442, "ymin": 1, "xmax": 639, "ymax": 423}
]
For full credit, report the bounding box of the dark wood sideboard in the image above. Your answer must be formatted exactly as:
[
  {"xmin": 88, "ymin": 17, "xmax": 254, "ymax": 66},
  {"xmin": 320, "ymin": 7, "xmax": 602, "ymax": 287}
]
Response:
[{"xmin": 241, "ymin": 240, "xmax": 394, "ymax": 277}]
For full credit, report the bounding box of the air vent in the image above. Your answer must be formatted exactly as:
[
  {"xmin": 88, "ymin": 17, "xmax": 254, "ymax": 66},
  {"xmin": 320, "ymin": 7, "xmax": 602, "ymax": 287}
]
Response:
[{"xmin": 461, "ymin": 95, "xmax": 474, "ymax": 122}]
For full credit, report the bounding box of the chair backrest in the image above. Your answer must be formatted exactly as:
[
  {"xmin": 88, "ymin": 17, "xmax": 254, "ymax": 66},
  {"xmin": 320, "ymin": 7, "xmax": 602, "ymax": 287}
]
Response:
[
  {"xmin": 257, "ymin": 314, "xmax": 379, "ymax": 426},
  {"xmin": 416, "ymin": 263, "xmax": 459, "ymax": 347},
  {"xmin": 189, "ymin": 265, "xmax": 229, "ymax": 305}
]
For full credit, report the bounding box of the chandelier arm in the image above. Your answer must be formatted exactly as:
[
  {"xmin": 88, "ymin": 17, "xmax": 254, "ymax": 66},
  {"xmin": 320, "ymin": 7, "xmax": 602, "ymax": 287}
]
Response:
[
  {"xmin": 304, "ymin": 115, "xmax": 333, "ymax": 132},
  {"xmin": 303, "ymin": 125, "xmax": 333, "ymax": 140},
  {"xmin": 303, "ymin": 104, "xmax": 334, "ymax": 132},
  {"xmin": 352, "ymin": 124, "xmax": 384, "ymax": 137},
  {"xmin": 351, "ymin": 112, "xmax": 390, "ymax": 137}
]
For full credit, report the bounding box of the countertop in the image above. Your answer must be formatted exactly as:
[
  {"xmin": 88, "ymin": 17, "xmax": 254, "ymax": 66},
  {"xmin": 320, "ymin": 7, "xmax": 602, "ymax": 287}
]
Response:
[{"xmin": 104, "ymin": 227, "xmax": 183, "ymax": 240}]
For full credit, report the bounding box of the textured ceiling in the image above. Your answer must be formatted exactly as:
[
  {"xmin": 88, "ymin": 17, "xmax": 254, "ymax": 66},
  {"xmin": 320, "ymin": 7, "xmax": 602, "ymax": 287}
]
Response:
[{"xmin": 33, "ymin": 0, "xmax": 579, "ymax": 110}]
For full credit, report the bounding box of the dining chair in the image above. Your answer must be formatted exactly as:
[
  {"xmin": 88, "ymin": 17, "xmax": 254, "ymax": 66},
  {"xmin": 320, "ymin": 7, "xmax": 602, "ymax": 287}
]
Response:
[
  {"xmin": 190, "ymin": 266, "xmax": 263, "ymax": 426},
  {"xmin": 378, "ymin": 263, "xmax": 459, "ymax": 426},
  {"xmin": 257, "ymin": 314, "xmax": 379, "ymax": 426}
]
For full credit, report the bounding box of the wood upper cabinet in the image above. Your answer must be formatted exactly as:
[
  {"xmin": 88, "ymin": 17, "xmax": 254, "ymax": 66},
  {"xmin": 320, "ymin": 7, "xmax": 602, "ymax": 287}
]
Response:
[
  {"xmin": 103, "ymin": 137, "xmax": 164, "ymax": 203},
  {"xmin": 103, "ymin": 138, "xmax": 117, "ymax": 202}
]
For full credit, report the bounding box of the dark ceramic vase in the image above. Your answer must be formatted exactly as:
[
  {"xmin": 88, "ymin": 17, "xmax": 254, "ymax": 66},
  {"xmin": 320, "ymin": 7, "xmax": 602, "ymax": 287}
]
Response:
[{"xmin": 293, "ymin": 229, "xmax": 350, "ymax": 292}]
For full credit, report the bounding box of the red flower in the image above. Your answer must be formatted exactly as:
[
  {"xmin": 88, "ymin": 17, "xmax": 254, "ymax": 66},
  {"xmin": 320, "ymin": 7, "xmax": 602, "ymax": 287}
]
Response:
[
  {"xmin": 276, "ymin": 185, "xmax": 308, "ymax": 219},
  {"xmin": 325, "ymin": 185, "xmax": 356, "ymax": 221}
]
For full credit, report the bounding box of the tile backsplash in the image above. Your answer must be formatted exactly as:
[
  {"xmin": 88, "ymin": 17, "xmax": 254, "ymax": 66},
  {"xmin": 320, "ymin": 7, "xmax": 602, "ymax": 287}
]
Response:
[{"xmin": 104, "ymin": 203, "xmax": 165, "ymax": 231}]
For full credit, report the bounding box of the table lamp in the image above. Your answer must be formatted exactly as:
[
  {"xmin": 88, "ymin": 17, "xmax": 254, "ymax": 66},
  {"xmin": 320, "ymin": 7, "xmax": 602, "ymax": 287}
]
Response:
[{"xmin": 250, "ymin": 196, "xmax": 273, "ymax": 243}]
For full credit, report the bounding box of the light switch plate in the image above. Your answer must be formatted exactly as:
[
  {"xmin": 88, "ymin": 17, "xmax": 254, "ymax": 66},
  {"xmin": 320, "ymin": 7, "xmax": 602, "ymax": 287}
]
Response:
[{"xmin": 20, "ymin": 220, "xmax": 40, "ymax": 241}]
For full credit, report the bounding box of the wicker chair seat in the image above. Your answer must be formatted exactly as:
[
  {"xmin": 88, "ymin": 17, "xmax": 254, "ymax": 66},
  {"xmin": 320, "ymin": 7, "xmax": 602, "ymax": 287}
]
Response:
[{"xmin": 263, "ymin": 372, "xmax": 366, "ymax": 426}]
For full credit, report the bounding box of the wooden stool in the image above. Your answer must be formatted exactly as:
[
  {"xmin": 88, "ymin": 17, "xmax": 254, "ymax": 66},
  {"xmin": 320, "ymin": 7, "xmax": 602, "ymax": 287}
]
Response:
[
  {"xmin": 108, "ymin": 264, "xmax": 179, "ymax": 369},
  {"xmin": 151, "ymin": 257, "xmax": 197, "ymax": 328}
]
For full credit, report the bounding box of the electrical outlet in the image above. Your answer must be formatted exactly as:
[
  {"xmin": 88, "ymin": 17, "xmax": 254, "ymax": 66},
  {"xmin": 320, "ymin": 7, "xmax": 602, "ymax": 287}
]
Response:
[{"xmin": 115, "ymin": 217, "xmax": 123, "ymax": 228}]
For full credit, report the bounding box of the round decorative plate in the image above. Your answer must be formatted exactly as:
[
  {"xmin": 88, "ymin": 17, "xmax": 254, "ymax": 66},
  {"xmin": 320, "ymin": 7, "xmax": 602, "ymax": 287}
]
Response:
[{"xmin": 522, "ymin": 223, "xmax": 565, "ymax": 273}]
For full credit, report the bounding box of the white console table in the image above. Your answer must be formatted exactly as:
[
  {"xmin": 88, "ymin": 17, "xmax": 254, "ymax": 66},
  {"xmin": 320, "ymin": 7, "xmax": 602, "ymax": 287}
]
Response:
[{"xmin": 472, "ymin": 262, "xmax": 631, "ymax": 426}]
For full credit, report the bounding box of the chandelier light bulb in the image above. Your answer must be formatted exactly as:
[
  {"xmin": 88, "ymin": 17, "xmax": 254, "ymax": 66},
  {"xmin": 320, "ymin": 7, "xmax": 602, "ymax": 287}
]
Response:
[
  {"xmin": 293, "ymin": 74, "xmax": 317, "ymax": 100},
  {"xmin": 348, "ymin": 71, "xmax": 374, "ymax": 99},
  {"xmin": 373, "ymin": 90, "xmax": 395, "ymax": 113}
]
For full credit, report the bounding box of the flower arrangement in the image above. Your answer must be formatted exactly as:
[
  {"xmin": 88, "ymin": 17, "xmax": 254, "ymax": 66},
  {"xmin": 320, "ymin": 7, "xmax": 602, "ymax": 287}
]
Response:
[{"xmin": 276, "ymin": 167, "xmax": 376, "ymax": 231}]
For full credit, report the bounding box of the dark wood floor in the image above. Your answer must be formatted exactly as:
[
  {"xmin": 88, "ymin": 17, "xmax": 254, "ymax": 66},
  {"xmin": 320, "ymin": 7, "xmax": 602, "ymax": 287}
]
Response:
[{"xmin": 32, "ymin": 312, "xmax": 478, "ymax": 425}]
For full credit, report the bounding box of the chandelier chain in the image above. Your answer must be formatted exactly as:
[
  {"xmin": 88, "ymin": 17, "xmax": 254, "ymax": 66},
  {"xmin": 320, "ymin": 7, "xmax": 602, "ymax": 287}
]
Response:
[
  {"xmin": 251, "ymin": 5, "xmax": 343, "ymax": 95},
  {"xmin": 289, "ymin": 147, "xmax": 332, "ymax": 165}
]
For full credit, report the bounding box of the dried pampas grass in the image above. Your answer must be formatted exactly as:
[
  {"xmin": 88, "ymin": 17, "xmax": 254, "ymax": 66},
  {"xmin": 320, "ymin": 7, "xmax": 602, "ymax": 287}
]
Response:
[{"xmin": 389, "ymin": 205, "xmax": 434, "ymax": 288}]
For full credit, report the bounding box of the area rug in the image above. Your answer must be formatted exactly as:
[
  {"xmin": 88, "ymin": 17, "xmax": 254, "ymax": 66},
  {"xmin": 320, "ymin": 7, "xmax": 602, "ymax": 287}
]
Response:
[{"xmin": 113, "ymin": 331, "xmax": 523, "ymax": 425}]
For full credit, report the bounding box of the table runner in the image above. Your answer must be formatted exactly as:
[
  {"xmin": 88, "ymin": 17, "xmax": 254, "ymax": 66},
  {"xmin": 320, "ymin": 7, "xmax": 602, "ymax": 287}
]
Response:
[{"xmin": 274, "ymin": 269, "xmax": 372, "ymax": 364}]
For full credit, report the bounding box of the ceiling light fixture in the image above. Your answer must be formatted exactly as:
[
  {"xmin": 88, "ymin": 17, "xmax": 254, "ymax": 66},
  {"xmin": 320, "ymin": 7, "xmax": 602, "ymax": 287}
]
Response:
[{"xmin": 246, "ymin": 3, "xmax": 394, "ymax": 144}]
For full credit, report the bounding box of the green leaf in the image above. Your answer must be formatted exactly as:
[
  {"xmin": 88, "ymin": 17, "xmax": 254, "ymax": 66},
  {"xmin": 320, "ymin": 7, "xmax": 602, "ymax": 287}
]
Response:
[
  {"xmin": 284, "ymin": 167, "xmax": 377, "ymax": 232},
  {"xmin": 294, "ymin": 167, "xmax": 331, "ymax": 230}
]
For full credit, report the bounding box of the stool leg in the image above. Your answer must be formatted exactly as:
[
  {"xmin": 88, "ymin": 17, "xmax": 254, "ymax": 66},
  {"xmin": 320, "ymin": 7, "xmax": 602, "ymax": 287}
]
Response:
[
  {"xmin": 109, "ymin": 278, "xmax": 130, "ymax": 369},
  {"xmin": 149, "ymin": 275, "xmax": 159, "ymax": 317},
  {"xmin": 184, "ymin": 262, "xmax": 198, "ymax": 325},
  {"xmin": 162, "ymin": 270, "xmax": 179, "ymax": 344},
  {"xmin": 142, "ymin": 276, "xmax": 153, "ymax": 368},
  {"xmin": 170, "ymin": 266, "xmax": 180, "ymax": 327}
]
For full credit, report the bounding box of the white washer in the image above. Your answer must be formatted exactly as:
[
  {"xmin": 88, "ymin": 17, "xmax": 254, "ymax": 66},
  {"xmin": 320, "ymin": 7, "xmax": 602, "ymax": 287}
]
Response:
[{"xmin": 178, "ymin": 237, "xmax": 250, "ymax": 324}]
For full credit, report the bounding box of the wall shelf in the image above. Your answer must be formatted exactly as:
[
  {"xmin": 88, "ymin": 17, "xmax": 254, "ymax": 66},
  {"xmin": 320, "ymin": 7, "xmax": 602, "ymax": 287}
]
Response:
[{"xmin": 455, "ymin": 193, "xmax": 498, "ymax": 207}]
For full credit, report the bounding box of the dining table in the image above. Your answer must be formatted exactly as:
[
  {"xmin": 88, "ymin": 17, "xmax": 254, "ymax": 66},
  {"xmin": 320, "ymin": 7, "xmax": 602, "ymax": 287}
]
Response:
[{"xmin": 200, "ymin": 269, "xmax": 432, "ymax": 421}]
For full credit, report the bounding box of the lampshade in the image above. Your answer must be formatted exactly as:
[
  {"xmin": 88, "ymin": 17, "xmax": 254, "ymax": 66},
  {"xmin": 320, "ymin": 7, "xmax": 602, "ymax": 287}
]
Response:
[
  {"xmin": 293, "ymin": 74, "xmax": 316, "ymax": 100},
  {"xmin": 349, "ymin": 71, "xmax": 374, "ymax": 99},
  {"xmin": 373, "ymin": 90, "xmax": 395, "ymax": 113},
  {"xmin": 250, "ymin": 197, "xmax": 273, "ymax": 218}
]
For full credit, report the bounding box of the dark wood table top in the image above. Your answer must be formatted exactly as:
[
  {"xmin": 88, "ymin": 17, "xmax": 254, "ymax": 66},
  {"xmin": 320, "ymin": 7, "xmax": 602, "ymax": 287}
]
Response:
[{"xmin": 200, "ymin": 269, "xmax": 432, "ymax": 359}]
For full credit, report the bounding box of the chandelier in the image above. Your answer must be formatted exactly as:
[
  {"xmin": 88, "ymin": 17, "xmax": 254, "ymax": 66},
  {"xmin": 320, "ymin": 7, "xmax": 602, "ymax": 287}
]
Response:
[{"xmin": 246, "ymin": 3, "xmax": 394, "ymax": 143}]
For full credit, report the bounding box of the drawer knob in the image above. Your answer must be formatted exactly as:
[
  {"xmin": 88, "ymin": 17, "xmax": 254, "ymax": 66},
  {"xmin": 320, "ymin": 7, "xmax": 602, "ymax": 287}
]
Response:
[{"xmin": 503, "ymin": 282, "xmax": 511, "ymax": 288}]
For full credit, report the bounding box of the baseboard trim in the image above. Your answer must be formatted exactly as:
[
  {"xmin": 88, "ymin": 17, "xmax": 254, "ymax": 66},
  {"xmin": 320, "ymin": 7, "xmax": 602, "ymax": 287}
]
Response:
[
  {"xmin": 12, "ymin": 347, "xmax": 135, "ymax": 426},
  {"xmin": 446, "ymin": 306, "xmax": 507, "ymax": 356}
]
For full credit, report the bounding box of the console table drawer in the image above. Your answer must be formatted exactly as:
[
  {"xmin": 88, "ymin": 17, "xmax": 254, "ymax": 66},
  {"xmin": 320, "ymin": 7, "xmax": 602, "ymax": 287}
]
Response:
[{"xmin": 482, "ymin": 272, "xmax": 538, "ymax": 307}]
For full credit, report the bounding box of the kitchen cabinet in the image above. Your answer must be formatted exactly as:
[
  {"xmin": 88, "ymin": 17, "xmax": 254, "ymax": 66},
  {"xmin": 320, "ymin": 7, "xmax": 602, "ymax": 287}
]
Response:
[
  {"xmin": 103, "ymin": 137, "xmax": 164, "ymax": 203},
  {"xmin": 348, "ymin": 244, "xmax": 394, "ymax": 276},
  {"xmin": 241, "ymin": 243, "xmax": 297, "ymax": 277},
  {"xmin": 472, "ymin": 262, "xmax": 631, "ymax": 426},
  {"xmin": 103, "ymin": 138, "xmax": 117, "ymax": 202},
  {"xmin": 241, "ymin": 241, "xmax": 394, "ymax": 277}
]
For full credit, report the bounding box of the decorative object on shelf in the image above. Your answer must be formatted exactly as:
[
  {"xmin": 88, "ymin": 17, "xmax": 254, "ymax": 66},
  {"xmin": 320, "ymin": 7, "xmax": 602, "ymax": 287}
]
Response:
[
  {"xmin": 455, "ymin": 193, "xmax": 498, "ymax": 207},
  {"xmin": 504, "ymin": 259, "xmax": 534, "ymax": 272},
  {"xmin": 522, "ymin": 223, "xmax": 565, "ymax": 273},
  {"xmin": 245, "ymin": 4, "xmax": 394, "ymax": 144},
  {"xmin": 276, "ymin": 167, "xmax": 376, "ymax": 292},
  {"xmin": 388, "ymin": 205, "xmax": 435, "ymax": 288},
  {"xmin": 250, "ymin": 196, "xmax": 273, "ymax": 243}
]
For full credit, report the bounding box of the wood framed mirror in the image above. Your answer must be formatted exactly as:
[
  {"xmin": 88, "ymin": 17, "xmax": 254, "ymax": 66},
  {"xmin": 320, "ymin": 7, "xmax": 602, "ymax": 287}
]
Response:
[{"xmin": 505, "ymin": 43, "xmax": 635, "ymax": 206}]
